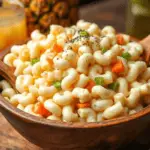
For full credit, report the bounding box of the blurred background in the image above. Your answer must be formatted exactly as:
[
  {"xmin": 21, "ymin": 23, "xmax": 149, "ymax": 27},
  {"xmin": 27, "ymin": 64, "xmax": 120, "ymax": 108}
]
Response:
[
  {"xmin": 1, "ymin": 0, "xmax": 150, "ymax": 52},
  {"xmin": 1, "ymin": 0, "xmax": 150, "ymax": 39}
]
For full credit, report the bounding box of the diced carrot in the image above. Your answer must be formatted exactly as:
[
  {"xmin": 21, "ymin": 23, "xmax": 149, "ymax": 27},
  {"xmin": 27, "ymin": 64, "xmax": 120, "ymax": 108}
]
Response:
[
  {"xmin": 33, "ymin": 102, "xmax": 51, "ymax": 117},
  {"xmin": 116, "ymin": 34, "xmax": 125, "ymax": 45},
  {"xmin": 47, "ymin": 58, "xmax": 53, "ymax": 65},
  {"xmin": 52, "ymin": 44, "xmax": 63, "ymax": 53},
  {"xmin": 76, "ymin": 102, "xmax": 91, "ymax": 108},
  {"xmin": 40, "ymin": 49, "xmax": 45, "ymax": 54},
  {"xmin": 85, "ymin": 80, "xmax": 95, "ymax": 92},
  {"xmin": 112, "ymin": 60, "xmax": 124, "ymax": 73}
]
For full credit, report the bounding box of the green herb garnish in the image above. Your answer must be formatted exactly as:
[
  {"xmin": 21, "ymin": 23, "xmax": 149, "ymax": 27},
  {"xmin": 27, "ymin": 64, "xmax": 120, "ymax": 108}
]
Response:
[
  {"xmin": 31, "ymin": 58, "xmax": 40, "ymax": 65},
  {"xmin": 108, "ymin": 82, "xmax": 119, "ymax": 91},
  {"xmin": 94, "ymin": 77, "xmax": 104, "ymax": 86},
  {"xmin": 101, "ymin": 47, "xmax": 107, "ymax": 53},
  {"xmin": 53, "ymin": 81, "xmax": 61, "ymax": 90},
  {"xmin": 121, "ymin": 52, "xmax": 131, "ymax": 60},
  {"xmin": 79, "ymin": 30, "xmax": 89, "ymax": 37}
]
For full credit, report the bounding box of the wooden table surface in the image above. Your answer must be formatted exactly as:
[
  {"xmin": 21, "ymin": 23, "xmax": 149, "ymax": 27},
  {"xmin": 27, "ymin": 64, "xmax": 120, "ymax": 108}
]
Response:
[{"xmin": 0, "ymin": 0, "xmax": 150, "ymax": 149}]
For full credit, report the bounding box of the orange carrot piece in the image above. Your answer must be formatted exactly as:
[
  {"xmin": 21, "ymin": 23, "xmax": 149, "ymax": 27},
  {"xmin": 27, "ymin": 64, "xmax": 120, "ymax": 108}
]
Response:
[
  {"xmin": 47, "ymin": 58, "xmax": 53, "ymax": 65},
  {"xmin": 112, "ymin": 60, "xmax": 124, "ymax": 73},
  {"xmin": 76, "ymin": 102, "xmax": 91, "ymax": 108},
  {"xmin": 33, "ymin": 102, "xmax": 51, "ymax": 117},
  {"xmin": 40, "ymin": 49, "xmax": 46, "ymax": 54},
  {"xmin": 116, "ymin": 34, "xmax": 125, "ymax": 45},
  {"xmin": 52, "ymin": 44, "xmax": 63, "ymax": 53},
  {"xmin": 86, "ymin": 80, "xmax": 95, "ymax": 92}
]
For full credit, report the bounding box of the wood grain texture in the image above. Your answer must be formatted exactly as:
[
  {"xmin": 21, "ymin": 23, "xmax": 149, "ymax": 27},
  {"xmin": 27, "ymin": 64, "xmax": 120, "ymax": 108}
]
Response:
[
  {"xmin": 0, "ymin": 0, "xmax": 150, "ymax": 150},
  {"xmin": 0, "ymin": 113, "xmax": 41, "ymax": 150}
]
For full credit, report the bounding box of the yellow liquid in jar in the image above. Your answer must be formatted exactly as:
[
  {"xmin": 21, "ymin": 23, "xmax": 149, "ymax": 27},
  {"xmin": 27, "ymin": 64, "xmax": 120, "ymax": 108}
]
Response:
[{"xmin": 0, "ymin": 6, "xmax": 27, "ymax": 50}]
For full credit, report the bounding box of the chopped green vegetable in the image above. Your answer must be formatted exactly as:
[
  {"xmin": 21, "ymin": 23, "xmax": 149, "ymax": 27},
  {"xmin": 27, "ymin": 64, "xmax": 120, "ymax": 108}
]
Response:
[
  {"xmin": 79, "ymin": 30, "xmax": 89, "ymax": 37},
  {"xmin": 101, "ymin": 47, "xmax": 107, "ymax": 53},
  {"xmin": 53, "ymin": 81, "xmax": 61, "ymax": 89},
  {"xmin": 121, "ymin": 52, "xmax": 131, "ymax": 60},
  {"xmin": 94, "ymin": 77, "xmax": 104, "ymax": 86},
  {"xmin": 108, "ymin": 82, "xmax": 119, "ymax": 91},
  {"xmin": 31, "ymin": 58, "xmax": 40, "ymax": 65}
]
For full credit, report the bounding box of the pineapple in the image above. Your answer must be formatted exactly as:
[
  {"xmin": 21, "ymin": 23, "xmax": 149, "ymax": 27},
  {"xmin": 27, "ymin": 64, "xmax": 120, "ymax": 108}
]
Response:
[{"xmin": 20, "ymin": 0, "xmax": 79, "ymax": 34}]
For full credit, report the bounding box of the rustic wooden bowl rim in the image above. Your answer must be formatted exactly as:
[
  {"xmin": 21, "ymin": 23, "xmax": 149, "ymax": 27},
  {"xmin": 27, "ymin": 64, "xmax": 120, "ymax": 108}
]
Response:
[{"xmin": 0, "ymin": 36, "xmax": 150, "ymax": 129}]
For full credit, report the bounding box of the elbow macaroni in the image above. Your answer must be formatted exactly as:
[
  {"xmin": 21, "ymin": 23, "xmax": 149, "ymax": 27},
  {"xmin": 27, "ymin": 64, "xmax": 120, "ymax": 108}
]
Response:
[{"xmin": 1, "ymin": 20, "xmax": 150, "ymax": 123}]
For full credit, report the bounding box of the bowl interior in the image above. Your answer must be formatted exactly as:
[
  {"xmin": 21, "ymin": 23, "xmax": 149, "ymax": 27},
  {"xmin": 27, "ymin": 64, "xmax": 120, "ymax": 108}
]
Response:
[{"xmin": 0, "ymin": 37, "xmax": 150, "ymax": 129}]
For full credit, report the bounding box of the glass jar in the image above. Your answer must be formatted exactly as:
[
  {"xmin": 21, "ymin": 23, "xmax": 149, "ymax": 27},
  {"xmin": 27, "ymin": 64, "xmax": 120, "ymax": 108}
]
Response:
[
  {"xmin": 0, "ymin": 6, "xmax": 27, "ymax": 50},
  {"xmin": 4, "ymin": 0, "xmax": 79, "ymax": 35},
  {"xmin": 126, "ymin": 0, "xmax": 150, "ymax": 39}
]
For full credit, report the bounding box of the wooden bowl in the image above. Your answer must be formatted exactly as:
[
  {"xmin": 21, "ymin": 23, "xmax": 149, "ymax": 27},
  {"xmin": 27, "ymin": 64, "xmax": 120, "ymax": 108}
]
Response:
[
  {"xmin": 0, "ymin": 96, "xmax": 150, "ymax": 149},
  {"xmin": 0, "ymin": 37, "xmax": 150, "ymax": 149}
]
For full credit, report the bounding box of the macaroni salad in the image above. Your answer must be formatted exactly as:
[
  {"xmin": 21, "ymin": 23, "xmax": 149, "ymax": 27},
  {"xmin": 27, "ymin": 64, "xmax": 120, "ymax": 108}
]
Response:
[{"xmin": 1, "ymin": 20, "xmax": 150, "ymax": 122}]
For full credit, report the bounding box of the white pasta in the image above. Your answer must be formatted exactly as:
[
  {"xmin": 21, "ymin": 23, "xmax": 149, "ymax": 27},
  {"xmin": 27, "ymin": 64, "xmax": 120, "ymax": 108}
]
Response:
[
  {"xmin": 1, "ymin": 88, "xmax": 16, "ymax": 99},
  {"xmin": 78, "ymin": 45, "xmax": 92, "ymax": 56},
  {"xmin": 89, "ymin": 65, "xmax": 103, "ymax": 80},
  {"xmin": 101, "ymin": 26, "xmax": 116, "ymax": 35},
  {"xmin": 3, "ymin": 53, "xmax": 17, "ymax": 67},
  {"xmin": 75, "ymin": 74, "xmax": 89, "ymax": 88},
  {"xmin": 17, "ymin": 104, "xmax": 25, "ymax": 110},
  {"xmin": 126, "ymin": 61, "xmax": 147, "ymax": 82},
  {"xmin": 103, "ymin": 102, "xmax": 124, "ymax": 119},
  {"xmin": 87, "ymin": 23, "xmax": 100, "ymax": 36},
  {"xmin": 72, "ymin": 87, "xmax": 91, "ymax": 103},
  {"xmin": 92, "ymin": 85, "xmax": 115, "ymax": 99},
  {"xmin": 11, "ymin": 45, "xmax": 22, "ymax": 56},
  {"xmin": 127, "ymin": 42, "xmax": 143, "ymax": 61},
  {"xmin": 98, "ymin": 71, "xmax": 113, "ymax": 85},
  {"xmin": 31, "ymin": 30, "xmax": 46, "ymax": 41},
  {"xmin": 47, "ymin": 115, "xmax": 61, "ymax": 121},
  {"xmin": 91, "ymin": 99, "xmax": 113, "ymax": 112},
  {"xmin": 125, "ymin": 88, "xmax": 141, "ymax": 108},
  {"xmin": 11, "ymin": 93, "xmax": 36, "ymax": 107},
  {"xmin": 77, "ymin": 53, "xmax": 95, "ymax": 74},
  {"xmin": 0, "ymin": 80, "xmax": 11, "ymax": 89},
  {"xmin": 34, "ymin": 78, "xmax": 47, "ymax": 87},
  {"xmin": 77, "ymin": 20, "xmax": 91, "ymax": 30},
  {"xmin": 40, "ymin": 54, "xmax": 53, "ymax": 71},
  {"xmin": 27, "ymin": 41, "xmax": 41, "ymax": 59},
  {"xmin": 78, "ymin": 108, "xmax": 96, "ymax": 122},
  {"xmin": 53, "ymin": 91, "xmax": 73, "ymax": 106},
  {"xmin": 61, "ymin": 68, "xmax": 79, "ymax": 90},
  {"xmin": 97, "ymin": 112, "xmax": 105, "ymax": 122},
  {"xmin": 14, "ymin": 60, "xmax": 28, "ymax": 76},
  {"xmin": 62, "ymin": 50, "xmax": 77, "ymax": 67},
  {"xmin": 24, "ymin": 104, "xmax": 41, "ymax": 117},
  {"xmin": 18, "ymin": 45, "xmax": 30, "ymax": 61},
  {"xmin": 50, "ymin": 25, "xmax": 64, "ymax": 35},
  {"xmin": 16, "ymin": 75, "xmax": 34, "ymax": 93},
  {"xmin": 38, "ymin": 86, "xmax": 57, "ymax": 98},
  {"xmin": 117, "ymin": 78, "xmax": 129, "ymax": 96},
  {"xmin": 1, "ymin": 20, "xmax": 150, "ymax": 123},
  {"xmin": 99, "ymin": 36, "xmax": 111, "ymax": 49},
  {"xmin": 114, "ymin": 93, "xmax": 126, "ymax": 106},
  {"xmin": 44, "ymin": 100, "xmax": 62, "ymax": 117},
  {"xmin": 53, "ymin": 54, "xmax": 70, "ymax": 70},
  {"xmin": 94, "ymin": 44, "xmax": 122, "ymax": 66},
  {"xmin": 140, "ymin": 67, "xmax": 150, "ymax": 81},
  {"xmin": 62, "ymin": 105, "xmax": 78, "ymax": 122}
]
